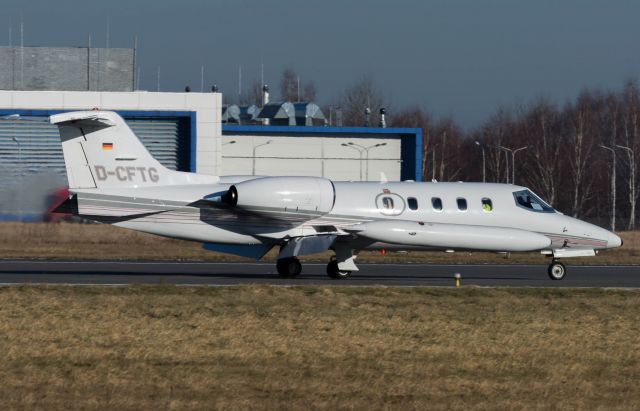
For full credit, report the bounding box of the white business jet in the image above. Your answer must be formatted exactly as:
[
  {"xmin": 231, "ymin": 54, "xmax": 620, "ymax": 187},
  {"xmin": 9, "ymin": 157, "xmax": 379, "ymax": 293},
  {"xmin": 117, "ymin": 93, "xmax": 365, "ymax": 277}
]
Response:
[{"xmin": 46, "ymin": 111, "xmax": 621, "ymax": 280}]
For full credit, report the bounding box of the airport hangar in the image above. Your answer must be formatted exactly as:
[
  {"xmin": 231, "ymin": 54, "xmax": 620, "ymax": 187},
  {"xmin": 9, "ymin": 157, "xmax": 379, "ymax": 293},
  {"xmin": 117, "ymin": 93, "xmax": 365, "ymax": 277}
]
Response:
[{"xmin": 0, "ymin": 46, "xmax": 421, "ymax": 220}]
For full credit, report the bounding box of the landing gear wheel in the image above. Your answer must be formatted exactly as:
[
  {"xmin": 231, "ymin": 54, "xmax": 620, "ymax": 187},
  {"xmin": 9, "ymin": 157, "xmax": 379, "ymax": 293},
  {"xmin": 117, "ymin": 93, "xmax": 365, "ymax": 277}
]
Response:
[
  {"xmin": 277, "ymin": 257, "xmax": 302, "ymax": 278},
  {"xmin": 326, "ymin": 260, "xmax": 352, "ymax": 280},
  {"xmin": 547, "ymin": 261, "xmax": 566, "ymax": 280}
]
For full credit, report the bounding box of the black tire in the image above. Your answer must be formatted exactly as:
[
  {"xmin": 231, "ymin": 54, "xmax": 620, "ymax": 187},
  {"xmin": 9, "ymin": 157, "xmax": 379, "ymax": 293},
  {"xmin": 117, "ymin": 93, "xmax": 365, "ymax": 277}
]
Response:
[
  {"xmin": 326, "ymin": 260, "xmax": 352, "ymax": 280},
  {"xmin": 547, "ymin": 261, "xmax": 566, "ymax": 280},
  {"xmin": 276, "ymin": 257, "xmax": 302, "ymax": 278}
]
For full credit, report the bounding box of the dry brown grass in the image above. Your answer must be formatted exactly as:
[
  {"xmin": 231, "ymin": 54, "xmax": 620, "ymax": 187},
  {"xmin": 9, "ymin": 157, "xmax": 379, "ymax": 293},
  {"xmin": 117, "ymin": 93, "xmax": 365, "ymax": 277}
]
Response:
[
  {"xmin": 0, "ymin": 285, "xmax": 639, "ymax": 410},
  {"xmin": 1, "ymin": 222, "xmax": 639, "ymax": 265}
]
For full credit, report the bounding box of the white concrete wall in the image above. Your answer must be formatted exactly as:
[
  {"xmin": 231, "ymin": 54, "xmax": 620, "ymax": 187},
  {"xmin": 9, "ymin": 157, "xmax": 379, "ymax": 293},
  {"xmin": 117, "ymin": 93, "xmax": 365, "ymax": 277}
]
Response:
[
  {"xmin": 0, "ymin": 90, "xmax": 222, "ymax": 174},
  {"xmin": 221, "ymin": 135, "xmax": 401, "ymax": 181}
]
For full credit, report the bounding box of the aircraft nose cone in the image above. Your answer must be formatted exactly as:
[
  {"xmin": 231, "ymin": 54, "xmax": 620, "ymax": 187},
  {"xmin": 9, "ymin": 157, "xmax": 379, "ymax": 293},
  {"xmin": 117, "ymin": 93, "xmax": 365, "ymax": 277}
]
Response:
[{"xmin": 608, "ymin": 233, "xmax": 623, "ymax": 248}]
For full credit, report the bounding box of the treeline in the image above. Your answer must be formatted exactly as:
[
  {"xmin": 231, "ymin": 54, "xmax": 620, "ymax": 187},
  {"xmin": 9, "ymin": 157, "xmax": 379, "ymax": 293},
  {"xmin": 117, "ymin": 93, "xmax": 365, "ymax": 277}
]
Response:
[{"xmin": 391, "ymin": 81, "xmax": 640, "ymax": 231}]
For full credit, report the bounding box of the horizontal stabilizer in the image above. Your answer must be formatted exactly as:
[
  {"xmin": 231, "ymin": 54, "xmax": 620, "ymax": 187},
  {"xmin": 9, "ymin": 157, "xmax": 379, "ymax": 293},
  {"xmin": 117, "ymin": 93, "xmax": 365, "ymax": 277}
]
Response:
[
  {"xmin": 50, "ymin": 111, "xmax": 116, "ymax": 128},
  {"xmin": 0, "ymin": 114, "xmax": 49, "ymax": 122}
]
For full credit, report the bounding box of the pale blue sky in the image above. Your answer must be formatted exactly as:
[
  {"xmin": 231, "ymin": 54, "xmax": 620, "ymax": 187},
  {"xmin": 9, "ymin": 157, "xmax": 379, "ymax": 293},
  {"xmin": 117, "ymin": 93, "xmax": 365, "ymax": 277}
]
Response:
[{"xmin": 3, "ymin": 0, "xmax": 640, "ymax": 127}]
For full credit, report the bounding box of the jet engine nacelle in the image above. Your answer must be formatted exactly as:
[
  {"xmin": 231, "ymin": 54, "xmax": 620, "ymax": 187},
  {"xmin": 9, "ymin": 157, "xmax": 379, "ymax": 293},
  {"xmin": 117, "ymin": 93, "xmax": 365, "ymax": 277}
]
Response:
[{"xmin": 224, "ymin": 176, "xmax": 335, "ymax": 219}]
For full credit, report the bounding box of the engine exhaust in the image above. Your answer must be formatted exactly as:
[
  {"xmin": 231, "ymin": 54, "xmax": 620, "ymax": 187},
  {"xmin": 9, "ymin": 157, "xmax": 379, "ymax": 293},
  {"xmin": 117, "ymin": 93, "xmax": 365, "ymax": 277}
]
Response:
[{"xmin": 222, "ymin": 186, "xmax": 238, "ymax": 207}]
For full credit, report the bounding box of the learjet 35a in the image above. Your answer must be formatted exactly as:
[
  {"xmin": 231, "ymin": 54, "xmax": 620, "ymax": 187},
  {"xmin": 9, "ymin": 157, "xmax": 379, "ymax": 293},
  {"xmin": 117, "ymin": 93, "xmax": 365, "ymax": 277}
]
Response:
[{"xmin": 47, "ymin": 111, "xmax": 621, "ymax": 280}]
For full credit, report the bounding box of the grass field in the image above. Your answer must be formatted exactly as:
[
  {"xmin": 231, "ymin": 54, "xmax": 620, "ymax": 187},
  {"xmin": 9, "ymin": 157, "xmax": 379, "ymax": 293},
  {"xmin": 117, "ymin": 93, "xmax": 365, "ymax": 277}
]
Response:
[
  {"xmin": 1, "ymin": 222, "xmax": 639, "ymax": 265},
  {"xmin": 1, "ymin": 285, "xmax": 639, "ymax": 410}
]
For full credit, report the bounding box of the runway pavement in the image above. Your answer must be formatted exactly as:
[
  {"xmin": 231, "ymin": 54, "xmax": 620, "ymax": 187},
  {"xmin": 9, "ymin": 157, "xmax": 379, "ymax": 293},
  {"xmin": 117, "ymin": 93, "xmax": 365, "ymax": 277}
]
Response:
[{"xmin": 0, "ymin": 260, "xmax": 638, "ymax": 287}]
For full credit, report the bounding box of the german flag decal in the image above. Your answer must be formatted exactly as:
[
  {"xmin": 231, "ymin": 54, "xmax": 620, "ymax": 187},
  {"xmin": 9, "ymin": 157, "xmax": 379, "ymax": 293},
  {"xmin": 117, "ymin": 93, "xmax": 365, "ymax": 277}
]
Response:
[{"xmin": 102, "ymin": 143, "xmax": 113, "ymax": 150}]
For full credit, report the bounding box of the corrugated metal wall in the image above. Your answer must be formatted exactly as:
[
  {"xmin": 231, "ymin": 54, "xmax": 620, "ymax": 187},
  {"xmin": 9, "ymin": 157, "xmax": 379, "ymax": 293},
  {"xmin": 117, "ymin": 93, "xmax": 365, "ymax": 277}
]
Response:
[
  {"xmin": 126, "ymin": 118, "xmax": 186, "ymax": 170},
  {"xmin": 0, "ymin": 117, "xmax": 186, "ymax": 178}
]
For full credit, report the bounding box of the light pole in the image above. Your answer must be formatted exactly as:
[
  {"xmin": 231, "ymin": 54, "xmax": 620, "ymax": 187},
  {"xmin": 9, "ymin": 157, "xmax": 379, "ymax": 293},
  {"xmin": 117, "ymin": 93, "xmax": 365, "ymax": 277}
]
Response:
[
  {"xmin": 341, "ymin": 143, "xmax": 363, "ymax": 181},
  {"xmin": 474, "ymin": 141, "xmax": 486, "ymax": 183},
  {"xmin": 499, "ymin": 145, "xmax": 528, "ymax": 185},
  {"xmin": 600, "ymin": 144, "xmax": 616, "ymax": 231},
  {"xmin": 615, "ymin": 144, "xmax": 635, "ymax": 230},
  {"xmin": 494, "ymin": 145, "xmax": 512, "ymax": 183},
  {"xmin": 511, "ymin": 146, "xmax": 528, "ymax": 184},
  {"xmin": 347, "ymin": 142, "xmax": 387, "ymax": 180},
  {"xmin": 252, "ymin": 140, "xmax": 272, "ymax": 175},
  {"xmin": 365, "ymin": 143, "xmax": 387, "ymax": 180}
]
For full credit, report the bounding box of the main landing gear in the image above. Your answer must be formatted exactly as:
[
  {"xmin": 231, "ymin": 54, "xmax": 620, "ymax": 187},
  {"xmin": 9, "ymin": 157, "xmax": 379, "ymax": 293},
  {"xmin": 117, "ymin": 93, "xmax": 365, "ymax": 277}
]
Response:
[
  {"xmin": 276, "ymin": 246, "xmax": 358, "ymax": 280},
  {"xmin": 276, "ymin": 257, "xmax": 302, "ymax": 278},
  {"xmin": 326, "ymin": 259, "xmax": 352, "ymax": 279},
  {"xmin": 547, "ymin": 259, "xmax": 566, "ymax": 280},
  {"xmin": 276, "ymin": 257, "xmax": 353, "ymax": 279},
  {"xmin": 276, "ymin": 257, "xmax": 355, "ymax": 280}
]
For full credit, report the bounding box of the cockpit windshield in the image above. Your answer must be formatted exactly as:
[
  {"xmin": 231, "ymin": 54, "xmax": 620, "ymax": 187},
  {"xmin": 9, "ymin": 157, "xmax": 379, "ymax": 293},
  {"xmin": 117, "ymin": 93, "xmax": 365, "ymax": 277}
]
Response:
[{"xmin": 513, "ymin": 189, "xmax": 555, "ymax": 213}]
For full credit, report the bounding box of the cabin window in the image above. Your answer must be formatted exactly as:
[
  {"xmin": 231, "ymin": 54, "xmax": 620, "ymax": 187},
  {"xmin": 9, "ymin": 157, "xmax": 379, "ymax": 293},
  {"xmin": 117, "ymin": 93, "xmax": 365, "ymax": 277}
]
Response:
[
  {"xmin": 382, "ymin": 196, "xmax": 394, "ymax": 210},
  {"xmin": 457, "ymin": 198, "xmax": 467, "ymax": 211},
  {"xmin": 482, "ymin": 198, "xmax": 493, "ymax": 213},
  {"xmin": 431, "ymin": 197, "xmax": 443, "ymax": 211},
  {"xmin": 408, "ymin": 197, "xmax": 418, "ymax": 211},
  {"xmin": 513, "ymin": 189, "xmax": 555, "ymax": 213}
]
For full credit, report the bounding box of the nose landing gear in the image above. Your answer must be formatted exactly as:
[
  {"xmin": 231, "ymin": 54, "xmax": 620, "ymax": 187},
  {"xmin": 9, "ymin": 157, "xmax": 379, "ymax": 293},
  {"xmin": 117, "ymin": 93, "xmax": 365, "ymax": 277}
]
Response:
[{"xmin": 547, "ymin": 260, "xmax": 566, "ymax": 280}]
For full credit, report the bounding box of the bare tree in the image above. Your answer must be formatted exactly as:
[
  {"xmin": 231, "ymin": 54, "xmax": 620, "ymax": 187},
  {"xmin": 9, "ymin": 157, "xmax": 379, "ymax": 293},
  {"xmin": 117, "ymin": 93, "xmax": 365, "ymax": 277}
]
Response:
[
  {"xmin": 391, "ymin": 107, "xmax": 432, "ymax": 181},
  {"xmin": 430, "ymin": 118, "xmax": 464, "ymax": 182},
  {"xmin": 302, "ymin": 82, "xmax": 317, "ymax": 102},
  {"xmin": 599, "ymin": 93, "xmax": 621, "ymax": 231},
  {"xmin": 521, "ymin": 100, "xmax": 562, "ymax": 206},
  {"xmin": 279, "ymin": 67, "xmax": 317, "ymax": 102},
  {"xmin": 477, "ymin": 108, "xmax": 513, "ymax": 183},
  {"xmin": 564, "ymin": 90, "xmax": 598, "ymax": 218},
  {"xmin": 341, "ymin": 75, "xmax": 386, "ymax": 126},
  {"xmin": 244, "ymin": 80, "xmax": 263, "ymax": 106},
  {"xmin": 620, "ymin": 81, "xmax": 640, "ymax": 229},
  {"xmin": 279, "ymin": 67, "xmax": 298, "ymax": 102}
]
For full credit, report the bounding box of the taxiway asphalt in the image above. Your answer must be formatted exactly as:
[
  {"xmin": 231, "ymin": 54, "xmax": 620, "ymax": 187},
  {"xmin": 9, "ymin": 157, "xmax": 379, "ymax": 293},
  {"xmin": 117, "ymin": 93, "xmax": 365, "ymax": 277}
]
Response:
[{"xmin": 0, "ymin": 260, "xmax": 637, "ymax": 287}]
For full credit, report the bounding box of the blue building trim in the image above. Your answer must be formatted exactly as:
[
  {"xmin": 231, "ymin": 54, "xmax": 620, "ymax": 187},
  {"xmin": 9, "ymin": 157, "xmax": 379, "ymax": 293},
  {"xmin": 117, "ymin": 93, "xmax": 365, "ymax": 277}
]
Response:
[
  {"xmin": 0, "ymin": 108, "xmax": 197, "ymax": 172},
  {"xmin": 223, "ymin": 124, "xmax": 418, "ymax": 136},
  {"xmin": 223, "ymin": 124, "xmax": 423, "ymax": 181},
  {"xmin": 0, "ymin": 213, "xmax": 45, "ymax": 222}
]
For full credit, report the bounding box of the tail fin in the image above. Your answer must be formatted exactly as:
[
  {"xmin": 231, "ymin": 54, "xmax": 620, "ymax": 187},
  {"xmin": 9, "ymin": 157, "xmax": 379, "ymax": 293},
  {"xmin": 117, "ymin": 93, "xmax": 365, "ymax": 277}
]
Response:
[{"xmin": 51, "ymin": 111, "xmax": 215, "ymax": 189}]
